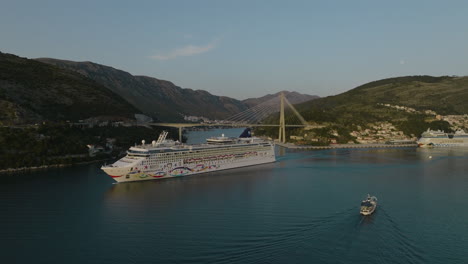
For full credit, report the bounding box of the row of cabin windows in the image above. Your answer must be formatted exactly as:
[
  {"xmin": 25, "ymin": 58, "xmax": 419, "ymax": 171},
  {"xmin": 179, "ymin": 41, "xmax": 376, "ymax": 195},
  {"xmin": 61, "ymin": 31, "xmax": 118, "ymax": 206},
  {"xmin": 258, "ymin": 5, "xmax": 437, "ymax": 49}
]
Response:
[
  {"xmin": 141, "ymin": 151, "xmax": 269, "ymax": 167},
  {"xmin": 151, "ymin": 145, "xmax": 268, "ymax": 156},
  {"xmin": 140, "ymin": 146, "xmax": 271, "ymax": 166}
]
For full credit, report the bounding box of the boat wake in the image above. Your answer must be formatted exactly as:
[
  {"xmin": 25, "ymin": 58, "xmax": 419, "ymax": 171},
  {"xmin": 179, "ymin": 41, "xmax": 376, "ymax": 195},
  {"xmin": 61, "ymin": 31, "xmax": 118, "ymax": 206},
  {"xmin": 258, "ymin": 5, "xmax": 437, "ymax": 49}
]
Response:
[
  {"xmin": 181, "ymin": 207, "xmax": 356, "ymax": 264},
  {"xmin": 375, "ymin": 207, "xmax": 427, "ymax": 264},
  {"xmin": 276, "ymin": 206, "xmax": 427, "ymax": 264}
]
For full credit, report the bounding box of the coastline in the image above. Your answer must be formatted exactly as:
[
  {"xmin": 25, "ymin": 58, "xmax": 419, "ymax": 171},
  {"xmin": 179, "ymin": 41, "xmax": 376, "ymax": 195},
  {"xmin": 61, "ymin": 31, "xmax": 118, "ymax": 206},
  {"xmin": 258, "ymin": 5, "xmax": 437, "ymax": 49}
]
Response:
[
  {"xmin": 1, "ymin": 144, "xmax": 418, "ymax": 174},
  {"xmin": 0, "ymin": 158, "xmax": 112, "ymax": 174}
]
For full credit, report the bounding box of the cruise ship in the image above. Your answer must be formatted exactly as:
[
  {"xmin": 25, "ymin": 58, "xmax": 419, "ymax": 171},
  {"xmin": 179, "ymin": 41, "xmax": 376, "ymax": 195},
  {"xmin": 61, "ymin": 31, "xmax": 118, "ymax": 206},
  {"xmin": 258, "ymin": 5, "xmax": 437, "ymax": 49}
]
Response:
[
  {"xmin": 417, "ymin": 129, "xmax": 468, "ymax": 147},
  {"xmin": 101, "ymin": 128, "xmax": 276, "ymax": 183}
]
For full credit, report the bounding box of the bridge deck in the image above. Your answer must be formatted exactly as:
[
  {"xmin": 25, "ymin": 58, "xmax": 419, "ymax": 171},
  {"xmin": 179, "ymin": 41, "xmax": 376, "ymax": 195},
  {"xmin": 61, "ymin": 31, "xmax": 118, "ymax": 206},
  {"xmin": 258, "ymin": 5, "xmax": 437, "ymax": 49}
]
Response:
[{"xmin": 149, "ymin": 123, "xmax": 323, "ymax": 128}]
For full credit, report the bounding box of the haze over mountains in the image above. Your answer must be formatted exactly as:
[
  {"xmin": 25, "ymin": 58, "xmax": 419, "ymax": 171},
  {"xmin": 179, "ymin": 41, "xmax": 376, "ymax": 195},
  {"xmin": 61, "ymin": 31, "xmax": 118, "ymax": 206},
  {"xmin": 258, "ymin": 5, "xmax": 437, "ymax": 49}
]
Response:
[
  {"xmin": 3, "ymin": 51, "xmax": 468, "ymax": 130},
  {"xmin": 0, "ymin": 51, "xmax": 318, "ymax": 124},
  {"xmin": 37, "ymin": 58, "xmax": 319, "ymax": 122},
  {"xmin": 243, "ymin": 91, "xmax": 319, "ymax": 108}
]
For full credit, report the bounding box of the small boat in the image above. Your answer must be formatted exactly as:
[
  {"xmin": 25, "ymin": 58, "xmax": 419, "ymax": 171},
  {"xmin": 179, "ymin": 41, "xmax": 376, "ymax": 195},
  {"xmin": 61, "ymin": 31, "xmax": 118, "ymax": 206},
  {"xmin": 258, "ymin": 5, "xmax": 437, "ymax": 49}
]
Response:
[{"xmin": 360, "ymin": 194, "xmax": 378, "ymax": 215}]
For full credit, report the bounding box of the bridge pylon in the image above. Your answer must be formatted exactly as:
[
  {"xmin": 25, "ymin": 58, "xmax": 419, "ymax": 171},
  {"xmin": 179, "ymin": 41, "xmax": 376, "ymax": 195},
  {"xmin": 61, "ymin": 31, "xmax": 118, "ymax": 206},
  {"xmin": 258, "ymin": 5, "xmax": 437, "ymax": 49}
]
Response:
[
  {"xmin": 149, "ymin": 91, "xmax": 312, "ymax": 143},
  {"xmin": 278, "ymin": 93, "xmax": 286, "ymax": 143}
]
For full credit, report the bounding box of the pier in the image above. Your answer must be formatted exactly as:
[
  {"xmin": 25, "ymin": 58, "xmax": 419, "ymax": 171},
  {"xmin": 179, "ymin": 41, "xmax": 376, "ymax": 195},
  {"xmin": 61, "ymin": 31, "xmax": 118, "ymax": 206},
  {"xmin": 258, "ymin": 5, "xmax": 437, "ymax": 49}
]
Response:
[{"xmin": 276, "ymin": 142, "xmax": 418, "ymax": 150}]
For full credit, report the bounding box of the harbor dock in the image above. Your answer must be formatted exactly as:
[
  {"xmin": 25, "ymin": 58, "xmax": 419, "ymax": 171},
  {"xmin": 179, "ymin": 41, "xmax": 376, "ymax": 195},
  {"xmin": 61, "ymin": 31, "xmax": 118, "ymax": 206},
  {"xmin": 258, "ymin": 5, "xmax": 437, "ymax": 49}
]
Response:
[{"xmin": 276, "ymin": 142, "xmax": 417, "ymax": 150}]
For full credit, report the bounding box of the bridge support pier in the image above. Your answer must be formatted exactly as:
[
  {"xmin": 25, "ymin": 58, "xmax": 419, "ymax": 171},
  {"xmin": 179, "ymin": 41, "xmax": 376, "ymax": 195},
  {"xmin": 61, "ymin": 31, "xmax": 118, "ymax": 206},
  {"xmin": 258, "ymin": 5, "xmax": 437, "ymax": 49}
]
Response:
[
  {"xmin": 278, "ymin": 93, "xmax": 286, "ymax": 143},
  {"xmin": 179, "ymin": 127, "xmax": 182, "ymax": 142}
]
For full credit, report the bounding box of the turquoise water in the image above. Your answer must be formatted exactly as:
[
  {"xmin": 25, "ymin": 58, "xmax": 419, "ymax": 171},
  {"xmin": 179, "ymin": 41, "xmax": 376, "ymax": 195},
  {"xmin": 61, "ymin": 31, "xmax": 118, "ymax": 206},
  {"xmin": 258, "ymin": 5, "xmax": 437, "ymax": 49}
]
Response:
[{"xmin": 1, "ymin": 136, "xmax": 468, "ymax": 263}]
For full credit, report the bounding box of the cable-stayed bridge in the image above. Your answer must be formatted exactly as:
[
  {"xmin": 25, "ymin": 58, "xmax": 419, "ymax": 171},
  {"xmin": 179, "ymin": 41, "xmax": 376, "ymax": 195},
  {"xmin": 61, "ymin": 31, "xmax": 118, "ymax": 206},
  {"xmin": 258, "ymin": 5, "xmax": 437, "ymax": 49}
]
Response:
[{"xmin": 149, "ymin": 93, "xmax": 322, "ymax": 143}]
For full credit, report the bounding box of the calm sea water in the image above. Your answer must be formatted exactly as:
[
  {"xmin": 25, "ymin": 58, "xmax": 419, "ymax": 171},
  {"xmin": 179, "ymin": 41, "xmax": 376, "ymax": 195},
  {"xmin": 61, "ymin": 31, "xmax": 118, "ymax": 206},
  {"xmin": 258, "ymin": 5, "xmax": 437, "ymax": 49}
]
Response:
[{"xmin": 1, "ymin": 130, "xmax": 468, "ymax": 263}]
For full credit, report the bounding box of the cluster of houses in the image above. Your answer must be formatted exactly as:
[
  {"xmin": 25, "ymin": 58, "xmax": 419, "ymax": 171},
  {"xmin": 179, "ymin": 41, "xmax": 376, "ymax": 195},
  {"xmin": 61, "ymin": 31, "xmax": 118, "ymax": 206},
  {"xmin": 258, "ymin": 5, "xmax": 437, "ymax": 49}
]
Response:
[
  {"xmin": 183, "ymin": 115, "xmax": 210, "ymax": 122},
  {"xmin": 438, "ymin": 115, "xmax": 468, "ymax": 131},
  {"xmin": 349, "ymin": 122, "xmax": 412, "ymax": 144},
  {"xmin": 290, "ymin": 103, "xmax": 468, "ymax": 144},
  {"xmin": 378, "ymin": 103, "xmax": 468, "ymax": 131},
  {"xmin": 71, "ymin": 118, "xmax": 134, "ymax": 128},
  {"xmin": 87, "ymin": 138, "xmax": 116, "ymax": 157},
  {"xmin": 79, "ymin": 114, "xmax": 155, "ymax": 157},
  {"xmin": 377, "ymin": 103, "xmax": 436, "ymax": 115},
  {"xmin": 290, "ymin": 122, "xmax": 412, "ymax": 144},
  {"xmin": 183, "ymin": 115, "xmax": 238, "ymax": 125},
  {"xmin": 379, "ymin": 103, "xmax": 468, "ymax": 131}
]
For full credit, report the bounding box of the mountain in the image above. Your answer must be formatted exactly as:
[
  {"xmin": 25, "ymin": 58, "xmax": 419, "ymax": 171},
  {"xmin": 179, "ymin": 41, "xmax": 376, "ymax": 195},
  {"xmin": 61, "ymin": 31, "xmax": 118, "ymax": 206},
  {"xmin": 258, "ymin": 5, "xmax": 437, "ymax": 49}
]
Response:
[
  {"xmin": 37, "ymin": 58, "xmax": 320, "ymax": 122},
  {"xmin": 290, "ymin": 75, "xmax": 468, "ymax": 138},
  {"xmin": 296, "ymin": 75, "xmax": 468, "ymax": 118},
  {"xmin": 36, "ymin": 58, "xmax": 249, "ymax": 122},
  {"xmin": 242, "ymin": 91, "xmax": 319, "ymax": 108},
  {"xmin": 0, "ymin": 52, "xmax": 140, "ymax": 125}
]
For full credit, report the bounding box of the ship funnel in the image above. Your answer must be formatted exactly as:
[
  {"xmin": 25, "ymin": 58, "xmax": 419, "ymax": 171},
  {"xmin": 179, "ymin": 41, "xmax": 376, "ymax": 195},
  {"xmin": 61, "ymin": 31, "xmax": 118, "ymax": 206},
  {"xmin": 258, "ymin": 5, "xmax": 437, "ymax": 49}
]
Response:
[{"xmin": 239, "ymin": 128, "xmax": 252, "ymax": 138}]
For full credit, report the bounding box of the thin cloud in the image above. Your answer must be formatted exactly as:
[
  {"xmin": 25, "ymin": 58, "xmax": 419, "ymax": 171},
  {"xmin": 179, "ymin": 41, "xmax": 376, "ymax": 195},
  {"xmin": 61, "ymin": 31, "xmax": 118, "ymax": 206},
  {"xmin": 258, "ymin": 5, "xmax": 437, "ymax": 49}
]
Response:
[{"xmin": 150, "ymin": 40, "xmax": 217, "ymax": 60}]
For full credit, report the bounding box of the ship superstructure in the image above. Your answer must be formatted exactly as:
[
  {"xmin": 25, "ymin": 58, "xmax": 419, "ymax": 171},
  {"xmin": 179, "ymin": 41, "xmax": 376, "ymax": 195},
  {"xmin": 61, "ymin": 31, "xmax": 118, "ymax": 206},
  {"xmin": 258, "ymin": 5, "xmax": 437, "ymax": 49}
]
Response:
[
  {"xmin": 417, "ymin": 129, "xmax": 468, "ymax": 147},
  {"xmin": 101, "ymin": 128, "xmax": 276, "ymax": 183}
]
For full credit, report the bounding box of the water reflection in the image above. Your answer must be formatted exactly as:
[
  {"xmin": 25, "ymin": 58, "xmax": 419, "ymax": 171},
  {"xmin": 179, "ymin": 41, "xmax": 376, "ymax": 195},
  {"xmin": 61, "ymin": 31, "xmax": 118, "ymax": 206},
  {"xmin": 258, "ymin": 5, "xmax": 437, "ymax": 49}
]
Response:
[
  {"xmin": 356, "ymin": 211, "xmax": 375, "ymax": 225},
  {"xmin": 98, "ymin": 133, "xmax": 468, "ymax": 263},
  {"xmin": 4, "ymin": 138, "xmax": 468, "ymax": 263},
  {"xmin": 416, "ymin": 146, "xmax": 468, "ymax": 158},
  {"xmin": 104, "ymin": 163, "xmax": 277, "ymax": 200},
  {"xmin": 284, "ymin": 146, "xmax": 468, "ymax": 168}
]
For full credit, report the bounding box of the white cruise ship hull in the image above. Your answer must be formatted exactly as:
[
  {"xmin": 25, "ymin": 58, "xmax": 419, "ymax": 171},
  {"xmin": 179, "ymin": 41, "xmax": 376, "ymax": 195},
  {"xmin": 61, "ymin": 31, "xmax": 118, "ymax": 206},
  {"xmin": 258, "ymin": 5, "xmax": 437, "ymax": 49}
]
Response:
[
  {"xmin": 102, "ymin": 152, "xmax": 275, "ymax": 183},
  {"xmin": 417, "ymin": 129, "xmax": 468, "ymax": 147},
  {"xmin": 417, "ymin": 138, "xmax": 468, "ymax": 147}
]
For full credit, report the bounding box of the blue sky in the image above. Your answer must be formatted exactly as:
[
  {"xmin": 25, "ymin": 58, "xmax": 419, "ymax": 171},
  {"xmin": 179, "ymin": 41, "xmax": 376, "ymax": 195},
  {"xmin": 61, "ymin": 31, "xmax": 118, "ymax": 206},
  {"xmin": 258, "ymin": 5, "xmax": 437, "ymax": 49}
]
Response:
[{"xmin": 1, "ymin": 0, "xmax": 468, "ymax": 99}]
